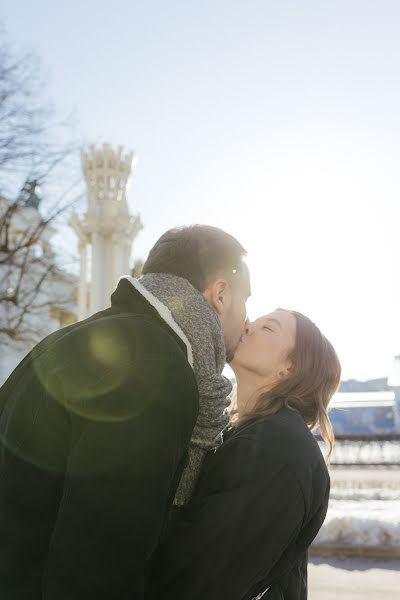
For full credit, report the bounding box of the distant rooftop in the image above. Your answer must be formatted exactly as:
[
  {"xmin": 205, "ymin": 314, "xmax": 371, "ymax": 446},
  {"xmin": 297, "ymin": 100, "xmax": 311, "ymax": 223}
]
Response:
[
  {"xmin": 331, "ymin": 391, "xmax": 395, "ymax": 409},
  {"xmin": 339, "ymin": 378, "xmax": 391, "ymax": 393}
]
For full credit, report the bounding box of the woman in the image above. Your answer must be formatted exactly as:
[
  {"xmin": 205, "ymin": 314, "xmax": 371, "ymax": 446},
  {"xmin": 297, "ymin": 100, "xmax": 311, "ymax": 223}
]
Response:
[{"xmin": 148, "ymin": 309, "xmax": 341, "ymax": 600}]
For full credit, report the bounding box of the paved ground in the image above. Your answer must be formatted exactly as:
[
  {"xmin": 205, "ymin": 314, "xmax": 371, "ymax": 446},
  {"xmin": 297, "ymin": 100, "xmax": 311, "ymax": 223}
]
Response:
[{"xmin": 308, "ymin": 556, "xmax": 400, "ymax": 600}]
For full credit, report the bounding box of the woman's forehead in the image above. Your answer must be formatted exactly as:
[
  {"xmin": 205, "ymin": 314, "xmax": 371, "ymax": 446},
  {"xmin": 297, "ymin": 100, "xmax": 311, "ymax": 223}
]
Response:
[
  {"xmin": 258, "ymin": 310, "xmax": 296, "ymax": 334},
  {"xmin": 259, "ymin": 309, "xmax": 289, "ymax": 321}
]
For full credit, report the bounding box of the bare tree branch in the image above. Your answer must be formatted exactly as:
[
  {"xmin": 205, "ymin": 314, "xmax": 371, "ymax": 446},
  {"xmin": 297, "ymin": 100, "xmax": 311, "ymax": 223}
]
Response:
[{"xmin": 0, "ymin": 28, "xmax": 81, "ymax": 345}]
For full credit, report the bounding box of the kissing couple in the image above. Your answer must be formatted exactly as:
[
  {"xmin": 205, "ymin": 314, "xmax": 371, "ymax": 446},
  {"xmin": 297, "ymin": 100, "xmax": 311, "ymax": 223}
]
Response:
[{"xmin": 0, "ymin": 225, "xmax": 341, "ymax": 600}]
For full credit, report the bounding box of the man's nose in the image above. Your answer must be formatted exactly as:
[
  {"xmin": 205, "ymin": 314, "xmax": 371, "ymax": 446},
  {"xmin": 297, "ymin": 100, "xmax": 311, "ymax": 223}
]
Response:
[{"xmin": 243, "ymin": 318, "xmax": 253, "ymax": 335}]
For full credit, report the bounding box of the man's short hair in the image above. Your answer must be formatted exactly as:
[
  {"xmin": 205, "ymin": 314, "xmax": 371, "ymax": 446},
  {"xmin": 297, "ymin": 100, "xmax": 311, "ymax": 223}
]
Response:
[{"xmin": 142, "ymin": 225, "xmax": 247, "ymax": 292}]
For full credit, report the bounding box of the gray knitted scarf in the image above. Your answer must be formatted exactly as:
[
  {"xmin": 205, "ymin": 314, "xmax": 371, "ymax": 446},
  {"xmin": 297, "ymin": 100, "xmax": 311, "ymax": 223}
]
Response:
[{"xmin": 138, "ymin": 273, "xmax": 232, "ymax": 506}]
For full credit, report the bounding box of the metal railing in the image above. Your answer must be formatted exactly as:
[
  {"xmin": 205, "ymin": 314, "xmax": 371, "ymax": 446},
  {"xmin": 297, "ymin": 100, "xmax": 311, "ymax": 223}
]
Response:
[{"xmin": 316, "ymin": 433, "xmax": 400, "ymax": 466}]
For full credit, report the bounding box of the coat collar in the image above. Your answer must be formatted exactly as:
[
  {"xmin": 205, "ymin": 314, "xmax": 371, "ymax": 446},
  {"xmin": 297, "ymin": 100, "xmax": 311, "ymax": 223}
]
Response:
[{"xmin": 113, "ymin": 276, "xmax": 194, "ymax": 369}]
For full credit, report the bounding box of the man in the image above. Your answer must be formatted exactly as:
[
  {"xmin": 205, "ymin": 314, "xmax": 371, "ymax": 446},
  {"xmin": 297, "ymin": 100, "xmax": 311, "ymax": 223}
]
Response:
[{"xmin": 0, "ymin": 225, "xmax": 251, "ymax": 599}]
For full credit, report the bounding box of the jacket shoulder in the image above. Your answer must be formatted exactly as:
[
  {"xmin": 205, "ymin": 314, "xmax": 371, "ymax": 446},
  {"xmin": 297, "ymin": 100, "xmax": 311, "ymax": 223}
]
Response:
[
  {"xmin": 225, "ymin": 410, "xmax": 329, "ymax": 505},
  {"xmin": 235, "ymin": 410, "xmax": 326, "ymax": 464},
  {"xmin": 1, "ymin": 311, "xmax": 198, "ymax": 421}
]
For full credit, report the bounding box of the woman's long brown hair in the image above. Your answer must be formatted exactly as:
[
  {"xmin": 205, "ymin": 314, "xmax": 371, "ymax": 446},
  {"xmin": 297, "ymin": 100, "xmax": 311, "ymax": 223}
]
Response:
[{"xmin": 236, "ymin": 310, "xmax": 341, "ymax": 464}]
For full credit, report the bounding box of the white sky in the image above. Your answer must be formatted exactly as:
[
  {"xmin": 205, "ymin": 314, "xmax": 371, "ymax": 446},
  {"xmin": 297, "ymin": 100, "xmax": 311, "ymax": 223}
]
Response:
[{"xmin": 1, "ymin": 0, "xmax": 399, "ymax": 380}]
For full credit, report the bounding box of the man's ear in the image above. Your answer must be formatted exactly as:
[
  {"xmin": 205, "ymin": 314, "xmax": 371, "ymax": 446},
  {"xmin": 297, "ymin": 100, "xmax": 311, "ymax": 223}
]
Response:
[{"xmin": 202, "ymin": 278, "xmax": 229, "ymax": 316}]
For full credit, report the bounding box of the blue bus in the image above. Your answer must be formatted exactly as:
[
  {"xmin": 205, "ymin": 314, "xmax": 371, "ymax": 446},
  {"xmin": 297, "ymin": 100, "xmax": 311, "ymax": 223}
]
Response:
[{"xmin": 329, "ymin": 392, "xmax": 399, "ymax": 435}]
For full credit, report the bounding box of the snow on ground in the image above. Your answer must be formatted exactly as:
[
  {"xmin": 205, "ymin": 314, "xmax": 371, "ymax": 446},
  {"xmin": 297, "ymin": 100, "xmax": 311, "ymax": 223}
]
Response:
[{"xmin": 314, "ymin": 468, "xmax": 400, "ymax": 547}]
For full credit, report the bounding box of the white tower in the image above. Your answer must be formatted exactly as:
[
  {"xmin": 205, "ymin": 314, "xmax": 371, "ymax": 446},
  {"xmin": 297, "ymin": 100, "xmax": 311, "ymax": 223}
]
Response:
[{"xmin": 70, "ymin": 143, "xmax": 143, "ymax": 319}]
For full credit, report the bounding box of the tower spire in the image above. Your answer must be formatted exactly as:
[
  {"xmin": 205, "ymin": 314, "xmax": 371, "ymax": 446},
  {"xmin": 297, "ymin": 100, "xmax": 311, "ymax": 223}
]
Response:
[{"xmin": 70, "ymin": 143, "xmax": 143, "ymax": 319}]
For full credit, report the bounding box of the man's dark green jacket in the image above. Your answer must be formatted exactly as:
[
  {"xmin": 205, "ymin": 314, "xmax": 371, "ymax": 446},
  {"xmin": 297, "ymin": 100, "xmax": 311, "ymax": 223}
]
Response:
[{"xmin": 0, "ymin": 278, "xmax": 199, "ymax": 600}]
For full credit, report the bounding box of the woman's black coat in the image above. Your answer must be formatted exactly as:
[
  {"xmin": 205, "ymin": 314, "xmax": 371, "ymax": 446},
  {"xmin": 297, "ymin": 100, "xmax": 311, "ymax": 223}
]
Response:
[{"xmin": 148, "ymin": 408, "xmax": 330, "ymax": 600}]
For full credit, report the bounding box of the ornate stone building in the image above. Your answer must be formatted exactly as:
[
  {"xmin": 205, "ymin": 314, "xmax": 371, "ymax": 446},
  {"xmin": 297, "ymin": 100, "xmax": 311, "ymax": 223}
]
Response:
[{"xmin": 0, "ymin": 185, "xmax": 77, "ymax": 383}]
